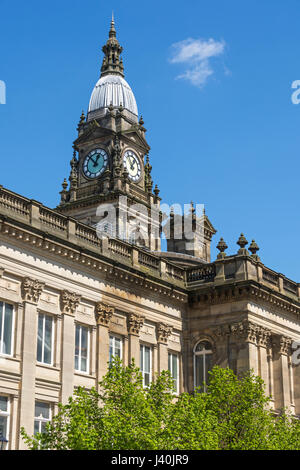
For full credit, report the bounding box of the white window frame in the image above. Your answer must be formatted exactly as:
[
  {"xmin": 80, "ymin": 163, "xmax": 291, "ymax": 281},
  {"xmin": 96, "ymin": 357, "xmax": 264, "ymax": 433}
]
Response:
[
  {"xmin": 109, "ymin": 334, "xmax": 123, "ymax": 364},
  {"xmin": 34, "ymin": 401, "xmax": 51, "ymax": 435},
  {"xmin": 0, "ymin": 302, "xmax": 14, "ymax": 357},
  {"xmin": 140, "ymin": 344, "xmax": 152, "ymax": 387},
  {"xmin": 0, "ymin": 395, "xmax": 10, "ymax": 450},
  {"xmin": 168, "ymin": 352, "xmax": 179, "ymax": 395},
  {"xmin": 193, "ymin": 341, "xmax": 213, "ymax": 392},
  {"xmin": 75, "ymin": 324, "xmax": 90, "ymax": 374},
  {"xmin": 37, "ymin": 313, "xmax": 54, "ymax": 366}
]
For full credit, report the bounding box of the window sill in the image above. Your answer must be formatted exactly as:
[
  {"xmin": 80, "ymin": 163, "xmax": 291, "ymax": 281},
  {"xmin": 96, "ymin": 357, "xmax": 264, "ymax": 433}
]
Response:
[
  {"xmin": 74, "ymin": 370, "xmax": 96, "ymax": 379},
  {"xmin": 36, "ymin": 362, "xmax": 60, "ymax": 372}
]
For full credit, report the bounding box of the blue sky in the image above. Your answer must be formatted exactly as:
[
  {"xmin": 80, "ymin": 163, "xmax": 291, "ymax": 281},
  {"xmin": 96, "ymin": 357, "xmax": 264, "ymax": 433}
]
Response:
[{"xmin": 0, "ymin": 0, "xmax": 299, "ymax": 281}]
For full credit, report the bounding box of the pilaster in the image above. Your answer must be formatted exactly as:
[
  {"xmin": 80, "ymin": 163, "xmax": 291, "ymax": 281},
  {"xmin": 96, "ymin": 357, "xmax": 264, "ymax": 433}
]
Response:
[
  {"xmin": 95, "ymin": 302, "xmax": 114, "ymax": 383},
  {"xmin": 19, "ymin": 277, "xmax": 44, "ymax": 449},
  {"xmin": 60, "ymin": 290, "xmax": 81, "ymax": 404},
  {"xmin": 127, "ymin": 313, "xmax": 144, "ymax": 366}
]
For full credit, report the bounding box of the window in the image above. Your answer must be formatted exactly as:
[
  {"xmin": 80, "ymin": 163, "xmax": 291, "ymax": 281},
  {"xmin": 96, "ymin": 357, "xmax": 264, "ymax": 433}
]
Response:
[
  {"xmin": 34, "ymin": 402, "xmax": 51, "ymax": 435},
  {"xmin": 75, "ymin": 324, "xmax": 89, "ymax": 373},
  {"xmin": 0, "ymin": 396, "xmax": 9, "ymax": 449},
  {"xmin": 109, "ymin": 335, "xmax": 122, "ymax": 364},
  {"xmin": 0, "ymin": 302, "xmax": 13, "ymax": 356},
  {"xmin": 37, "ymin": 314, "xmax": 53, "ymax": 365},
  {"xmin": 168, "ymin": 353, "xmax": 179, "ymax": 394},
  {"xmin": 140, "ymin": 344, "xmax": 151, "ymax": 387},
  {"xmin": 194, "ymin": 341, "xmax": 213, "ymax": 392}
]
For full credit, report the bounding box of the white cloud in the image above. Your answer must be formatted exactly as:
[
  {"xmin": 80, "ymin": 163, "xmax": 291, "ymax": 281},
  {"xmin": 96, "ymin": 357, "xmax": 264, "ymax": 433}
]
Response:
[{"xmin": 169, "ymin": 38, "xmax": 226, "ymax": 88}]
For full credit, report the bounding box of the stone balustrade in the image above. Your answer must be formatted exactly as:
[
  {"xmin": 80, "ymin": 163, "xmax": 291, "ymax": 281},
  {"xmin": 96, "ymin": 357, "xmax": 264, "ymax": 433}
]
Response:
[
  {"xmin": 0, "ymin": 185, "xmax": 298, "ymax": 300},
  {"xmin": 0, "ymin": 186, "xmax": 186, "ymax": 287}
]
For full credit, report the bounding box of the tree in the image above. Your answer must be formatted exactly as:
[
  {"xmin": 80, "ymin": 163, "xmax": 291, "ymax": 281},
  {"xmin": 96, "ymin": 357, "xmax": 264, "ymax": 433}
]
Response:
[{"xmin": 21, "ymin": 360, "xmax": 300, "ymax": 450}]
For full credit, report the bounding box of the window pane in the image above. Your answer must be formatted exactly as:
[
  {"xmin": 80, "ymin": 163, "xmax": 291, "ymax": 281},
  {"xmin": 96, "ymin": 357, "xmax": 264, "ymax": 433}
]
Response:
[
  {"xmin": 140, "ymin": 345, "xmax": 143, "ymax": 372},
  {"xmin": 75, "ymin": 325, "xmax": 80, "ymax": 369},
  {"xmin": 168, "ymin": 353, "xmax": 171, "ymax": 371},
  {"xmin": 172, "ymin": 355, "xmax": 178, "ymax": 380},
  {"xmin": 144, "ymin": 372, "xmax": 150, "ymax": 387},
  {"xmin": 195, "ymin": 355, "xmax": 204, "ymax": 388},
  {"xmin": 41, "ymin": 421, "xmax": 48, "ymax": 434},
  {"xmin": 145, "ymin": 347, "xmax": 150, "ymax": 374},
  {"xmin": 44, "ymin": 316, "xmax": 52, "ymax": 364},
  {"xmin": 34, "ymin": 420, "xmax": 40, "ymax": 435},
  {"xmin": 0, "ymin": 416, "xmax": 7, "ymax": 439},
  {"xmin": 35, "ymin": 402, "xmax": 50, "ymax": 419},
  {"xmin": 205, "ymin": 353, "xmax": 212, "ymax": 386},
  {"xmin": 37, "ymin": 315, "xmax": 44, "ymax": 362},
  {"xmin": 80, "ymin": 327, "xmax": 88, "ymax": 372},
  {"xmin": 0, "ymin": 396, "xmax": 7, "ymax": 412},
  {"xmin": 3, "ymin": 304, "xmax": 13, "ymax": 355},
  {"xmin": 0, "ymin": 302, "xmax": 3, "ymax": 352},
  {"xmin": 115, "ymin": 338, "xmax": 121, "ymax": 358}
]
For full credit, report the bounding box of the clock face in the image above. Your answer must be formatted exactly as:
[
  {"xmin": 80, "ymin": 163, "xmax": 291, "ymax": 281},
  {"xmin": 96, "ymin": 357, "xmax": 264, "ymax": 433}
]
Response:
[
  {"xmin": 83, "ymin": 149, "xmax": 108, "ymax": 179},
  {"xmin": 123, "ymin": 150, "xmax": 141, "ymax": 182}
]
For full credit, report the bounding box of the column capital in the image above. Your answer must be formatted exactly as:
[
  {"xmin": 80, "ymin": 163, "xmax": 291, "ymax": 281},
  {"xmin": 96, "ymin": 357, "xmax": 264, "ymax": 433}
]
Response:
[
  {"xmin": 230, "ymin": 320, "xmax": 259, "ymax": 344},
  {"xmin": 256, "ymin": 326, "xmax": 272, "ymax": 348},
  {"xmin": 95, "ymin": 302, "xmax": 114, "ymax": 327},
  {"xmin": 60, "ymin": 290, "xmax": 81, "ymax": 315},
  {"xmin": 273, "ymin": 334, "xmax": 292, "ymax": 356},
  {"xmin": 127, "ymin": 313, "xmax": 144, "ymax": 336},
  {"xmin": 21, "ymin": 277, "xmax": 45, "ymax": 304},
  {"xmin": 157, "ymin": 322, "xmax": 173, "ymax": 344}
]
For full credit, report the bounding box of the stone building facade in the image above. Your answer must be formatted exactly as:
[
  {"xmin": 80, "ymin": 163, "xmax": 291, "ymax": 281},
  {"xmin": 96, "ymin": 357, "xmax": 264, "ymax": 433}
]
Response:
[{"xmin": 0, "ymin": 18, "xmax": 299, "ymax": 449}]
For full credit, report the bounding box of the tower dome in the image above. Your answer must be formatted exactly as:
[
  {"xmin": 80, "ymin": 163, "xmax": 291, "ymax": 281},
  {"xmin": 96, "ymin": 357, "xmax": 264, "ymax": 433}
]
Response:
[
  {"xmin": 87, "ymin": 16, "xmax": 138, "ymax": 122},
  {"xmin": 88, "ymin": 75, "xmax": 138, "ymax": 117}
]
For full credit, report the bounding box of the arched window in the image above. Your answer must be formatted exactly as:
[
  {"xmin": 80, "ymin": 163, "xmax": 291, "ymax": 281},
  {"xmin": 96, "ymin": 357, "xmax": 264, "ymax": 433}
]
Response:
[{"xmin": 194, "ymin": 340, "xmax": 213, "ymax": 392}]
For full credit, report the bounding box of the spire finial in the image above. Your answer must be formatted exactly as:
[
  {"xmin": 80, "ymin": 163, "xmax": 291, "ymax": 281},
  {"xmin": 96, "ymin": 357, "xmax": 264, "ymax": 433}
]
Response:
[{"xmin": 109, "ymin": 12, "xmax": 116, "ymax": 38}]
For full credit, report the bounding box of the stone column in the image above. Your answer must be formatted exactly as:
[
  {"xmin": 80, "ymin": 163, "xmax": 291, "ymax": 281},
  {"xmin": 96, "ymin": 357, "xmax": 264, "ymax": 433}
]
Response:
[
  {"xmin": 95, "ymin": 302, "xmax": 114, "ymax": 384},
  {"xmin": 234, "ymin": 320, "xmax": 259, "ymax": 376},
  {"xmin": 19, "ymin": 277, "xmax": 44, "ymax": 450},
  {"xmin": 157, "ymin": 323, "xmax": 173, "ymax": 374},
  {"xmin": 60, "ymin": 290, "xmax": 81, "ymax": 404},
  {"xmin": 272, "ymin": 335, "xmax": 292, "ymax": 411},
  {"xmin": 257, "ymin": 327, "xmax": 272, "ymax": 394},
  {"xmin": 127, "ymin": 313, "xmax": 144, "ymax": 366},
  {"xmin": 214, "ymin": 324, "xmax": 231, "ymax": 369},
  {"xmin": 292, "ymin": 341, "xmax": 300, "ymax": 414},
  {"xmin": 10, "ymin": 394, "xmax": 19, "ymax": 450}
]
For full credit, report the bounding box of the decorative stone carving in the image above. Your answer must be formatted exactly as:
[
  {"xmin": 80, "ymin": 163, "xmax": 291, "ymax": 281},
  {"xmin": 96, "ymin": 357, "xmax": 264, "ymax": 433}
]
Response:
[
  {"xmin": 95, "ymin": 302, "xmax": 114, "ymax": 326},
  {"xmin": 214, "ymin": 324, "xmax": 231, "ymax": 341},
  {"xmin": 60, "ymin": 290, "xmax": 81, "ymax": 315},
  {"xmin": 256, "ymin": 326, "xmax": 272, "ymax": 348},
  {"xmin": 22, "ymin": 277, "xmax": 45, "ymax": 304},
  {"xmin": 127, "ymin": 313, "xmax": 144, "ymax": 336},
  {"xmin": 157, "ymin": 323, "xmax": 173, "ymax": 344},
  {"xmin": 230, "ymin": 320, "xmax": 258, "ymax": 344},
  {"xmin": 273, "ymin": 335, "xmax": 292, "ymax": 356},
  {"xmin": 215, "ymin": 320, "xmax": 270, "ymax": 346}
]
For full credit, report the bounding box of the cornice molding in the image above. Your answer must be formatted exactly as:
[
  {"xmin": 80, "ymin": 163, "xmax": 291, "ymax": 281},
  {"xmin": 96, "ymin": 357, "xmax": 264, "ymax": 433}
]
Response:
[
  {"xmin": 0, "ymin": 218, "xmax": 187, "ymax": 304},
  {"xmin": 191, "ymin": 282, "xmax": 300, "ymax": 318}
]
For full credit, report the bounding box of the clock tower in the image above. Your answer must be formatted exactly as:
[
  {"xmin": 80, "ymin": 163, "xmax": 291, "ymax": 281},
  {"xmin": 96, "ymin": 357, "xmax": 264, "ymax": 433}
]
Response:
[{"xmin": 57, "ymin": 16, "xmax": 161, "ymax": 251}]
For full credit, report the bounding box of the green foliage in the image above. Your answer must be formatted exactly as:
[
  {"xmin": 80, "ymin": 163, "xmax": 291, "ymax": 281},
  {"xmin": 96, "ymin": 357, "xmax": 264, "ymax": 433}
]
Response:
[{"xmin": 21, "ymin": 360, "xmax": 300, "ymax": 450}]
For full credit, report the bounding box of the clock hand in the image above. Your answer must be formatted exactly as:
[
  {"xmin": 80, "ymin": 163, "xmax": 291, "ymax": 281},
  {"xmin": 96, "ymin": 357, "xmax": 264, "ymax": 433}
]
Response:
[
  {"xmin": 129, "ymin": 157, "xmax": 135, "ymax": 170},
  {"xmin": 93, "ymin": 155, "xmax": 101, "ymax": 167}
]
